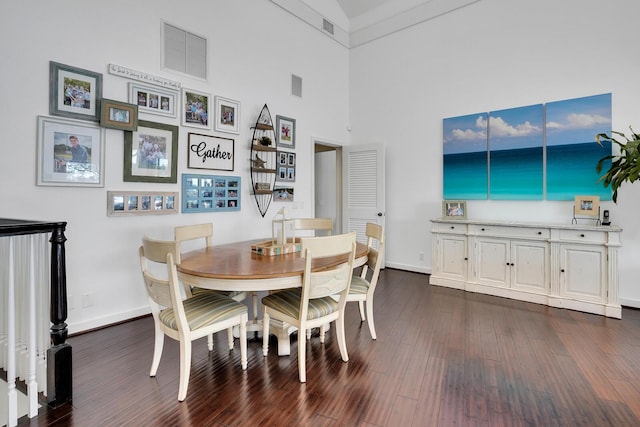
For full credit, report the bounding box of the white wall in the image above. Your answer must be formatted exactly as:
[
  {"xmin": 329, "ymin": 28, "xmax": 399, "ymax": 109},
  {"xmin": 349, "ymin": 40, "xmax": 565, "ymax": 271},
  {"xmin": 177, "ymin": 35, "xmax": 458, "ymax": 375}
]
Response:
[
  {"xmin": 0, "ymin": 0, "xmax": 350, "ymax": 332},
  {"xmin": 349, "ymin": 0, "xmax": 640, "ymax": 307}
]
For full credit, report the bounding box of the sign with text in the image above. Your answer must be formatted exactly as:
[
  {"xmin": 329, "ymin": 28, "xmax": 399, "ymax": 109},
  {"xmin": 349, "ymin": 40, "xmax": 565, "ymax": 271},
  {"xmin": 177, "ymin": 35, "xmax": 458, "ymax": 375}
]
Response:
[{"xmin": 187, "ymin": 133, "xmax": 234, "ymax": 171}]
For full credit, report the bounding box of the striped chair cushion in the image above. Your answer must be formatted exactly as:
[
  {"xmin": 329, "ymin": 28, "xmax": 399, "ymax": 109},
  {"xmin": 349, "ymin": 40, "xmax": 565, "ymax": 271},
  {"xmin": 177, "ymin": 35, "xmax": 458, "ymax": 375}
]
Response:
[
  {"xmin": 159, "ymin": 293, "xmax": 247, "ymax": 331},
  {"xmin": 349, "ymin": 276, "xmax": 370, "ymax": 295},
  {"xmin": 262, "ymin": 289, "xmax": 338, "ymax": 320}
]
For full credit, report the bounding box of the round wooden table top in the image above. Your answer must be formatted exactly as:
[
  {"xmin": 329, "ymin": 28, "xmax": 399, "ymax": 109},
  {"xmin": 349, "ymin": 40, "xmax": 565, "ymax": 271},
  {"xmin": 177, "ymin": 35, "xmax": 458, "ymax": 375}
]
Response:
[{"xmin": 177, "ymin": 238, "xmax": 369, "ymax": 280}]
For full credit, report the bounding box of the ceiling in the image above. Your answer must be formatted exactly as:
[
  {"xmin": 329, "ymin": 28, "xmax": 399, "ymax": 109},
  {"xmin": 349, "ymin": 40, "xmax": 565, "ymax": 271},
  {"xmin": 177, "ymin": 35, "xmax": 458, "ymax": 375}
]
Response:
[
  {"xmin": 336, "ymin": 0, "xmax": 431, "ymax": 21},
  {"xmin": 336, "ymin": 0, "xmax": 391, "ymax": 19}
]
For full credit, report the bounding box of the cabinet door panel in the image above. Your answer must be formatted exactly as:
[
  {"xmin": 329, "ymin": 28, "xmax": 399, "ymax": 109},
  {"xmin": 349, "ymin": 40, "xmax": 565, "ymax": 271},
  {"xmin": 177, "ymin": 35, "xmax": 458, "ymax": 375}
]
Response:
[
  {"xmin": 560, "ymin": 244, "xmax": 606, "ymax": 302},
  {"xmin": 438, "ymin": 235, "xmax": 467, "ymax": 280},
  {"xmin": 476, "ymin": 238, "xmax": 509, "ymax": 287},
  {"xmin": 511, "ymin": 242, "xmax": 548, "ymax": 293}
]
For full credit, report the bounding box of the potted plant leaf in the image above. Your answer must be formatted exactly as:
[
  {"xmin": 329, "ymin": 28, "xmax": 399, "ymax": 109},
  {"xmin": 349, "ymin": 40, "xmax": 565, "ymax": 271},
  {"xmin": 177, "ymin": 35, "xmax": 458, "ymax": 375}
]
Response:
[{"xmin": 596, "ymin": 127, "xmax": 640, "ymax": 203}]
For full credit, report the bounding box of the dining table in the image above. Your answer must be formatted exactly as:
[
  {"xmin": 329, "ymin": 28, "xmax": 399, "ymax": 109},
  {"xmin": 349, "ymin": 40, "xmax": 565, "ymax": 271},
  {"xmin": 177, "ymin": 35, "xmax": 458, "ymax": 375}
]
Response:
[{"xmin": 176, "ymin": 238, "xmax": 369, "ymax": 356}]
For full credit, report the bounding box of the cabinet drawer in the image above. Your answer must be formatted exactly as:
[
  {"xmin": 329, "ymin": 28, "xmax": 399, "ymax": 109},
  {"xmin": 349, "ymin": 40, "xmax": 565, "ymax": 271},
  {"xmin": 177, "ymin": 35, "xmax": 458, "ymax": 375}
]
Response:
[
  {"xmin": 559, "ymin": 229, "xmax": 606, "ymax": 244},
  {"xmin": 469, "ymin": 224, "xmax": 549, "ymax": 239},
  {"xmin": 435, "ymin": 222, "xmax": 467, "ymax": 234}
]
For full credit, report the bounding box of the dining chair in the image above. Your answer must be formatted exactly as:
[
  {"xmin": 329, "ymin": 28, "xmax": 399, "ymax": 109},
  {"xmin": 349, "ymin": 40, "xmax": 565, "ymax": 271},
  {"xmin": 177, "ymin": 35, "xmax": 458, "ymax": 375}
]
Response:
[
  {"xmin": 291, "ymin": 218, "xmax": 333, "ymax": 236},
  {"xmin": 174, "ymin": 223, "xmax": 248, "ymax": 302},
  {"xmin": 347, "ymin": 222, "xmax": 385, "ymax": 339},
  {"xmin": 175, "ymin": 223, "xmax": 248, "ymax": 349},
  {"xmin": 139, "ymin": 236, "xmax": 248, "ymax": 401},
  {"xmin": 261, "ymin": 232, "xmax": 356, "ymax": 383}
]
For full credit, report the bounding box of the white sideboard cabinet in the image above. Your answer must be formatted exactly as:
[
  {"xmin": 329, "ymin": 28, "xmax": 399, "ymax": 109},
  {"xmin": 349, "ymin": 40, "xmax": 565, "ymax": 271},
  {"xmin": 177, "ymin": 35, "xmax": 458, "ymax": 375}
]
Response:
[{"xmin": 430, "ymin": 219, "xmax": 622, "ymax": 318}]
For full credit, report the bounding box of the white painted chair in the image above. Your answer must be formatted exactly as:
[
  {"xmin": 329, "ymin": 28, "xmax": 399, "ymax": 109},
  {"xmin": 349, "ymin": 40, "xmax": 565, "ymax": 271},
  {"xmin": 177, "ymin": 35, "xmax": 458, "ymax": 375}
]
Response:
[
  {"xmin": 347, "ymin": 223, "xmax": 384, "ymax": 339},
  {"xmin": 261, "ymin": 232, "xmax": 356, "ymax": 382},
  {"xmin": 139, "ymin": 237, "xmax": 248, "ymax": 401},
  {"xmin": 175, "ymin": 223, "xmax": 248, "ymax": 349},
  {"xmin": 291, "ymin": 218, "xmax": 333, "ymax": 236}
]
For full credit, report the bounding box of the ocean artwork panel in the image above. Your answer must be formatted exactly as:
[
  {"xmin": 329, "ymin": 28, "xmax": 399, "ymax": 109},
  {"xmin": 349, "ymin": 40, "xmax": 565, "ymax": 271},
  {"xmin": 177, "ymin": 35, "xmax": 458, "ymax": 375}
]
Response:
[
  {"xmin": 489, "ymin": 104, "xmax": 544, "ymax": 200},
  {"xmin": 546, "ymin": 93, "xmax": 612, "ymax": 200},
  {"xmin": 443, "ymin": 113, "xmax": 488, "ymax": 199}
]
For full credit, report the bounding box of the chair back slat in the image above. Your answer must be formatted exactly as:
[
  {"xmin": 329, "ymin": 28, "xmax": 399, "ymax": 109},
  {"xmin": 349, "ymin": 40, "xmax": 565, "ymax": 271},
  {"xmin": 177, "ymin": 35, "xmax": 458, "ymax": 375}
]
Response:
[
  {"xmin": 174, "ymin": 223, "xmax": 213, "ymax": 263},
  {"xmin": 301, "ymin": 232, "xmax": 356, "ymax": 300},
  {"xmin": 292, "ymin": 218, "xmax": 333, "ymax": 236}
]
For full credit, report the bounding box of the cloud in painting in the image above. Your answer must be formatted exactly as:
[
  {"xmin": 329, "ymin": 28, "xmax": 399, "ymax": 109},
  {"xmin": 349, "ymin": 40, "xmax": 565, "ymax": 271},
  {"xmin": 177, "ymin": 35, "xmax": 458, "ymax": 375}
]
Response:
[{"xmin": 490, "ymin": 116, "xmax": 542, "ymax": 138}]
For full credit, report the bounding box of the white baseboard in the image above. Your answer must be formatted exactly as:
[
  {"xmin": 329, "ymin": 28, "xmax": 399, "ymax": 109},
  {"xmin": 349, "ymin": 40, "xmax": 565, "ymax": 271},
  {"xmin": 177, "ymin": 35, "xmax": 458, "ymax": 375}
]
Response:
[
  {"xmin": 383, "ymin": 262, "xmax": 431, "ymax": 275},
  {"xmin": 67, "ymin": 306, "xmax": 151, "ymax": 335},
  {"xmin": 619, "ymin": 297, "xmax": 640, "ymax": 310}
]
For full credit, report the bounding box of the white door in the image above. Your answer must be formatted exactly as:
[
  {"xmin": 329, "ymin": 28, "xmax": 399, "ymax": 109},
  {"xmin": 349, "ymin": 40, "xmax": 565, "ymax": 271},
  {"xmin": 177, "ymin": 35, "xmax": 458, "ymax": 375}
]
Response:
[{"xmin": 342, "ymin": 143, "xmax": 385, "ymax": 248}]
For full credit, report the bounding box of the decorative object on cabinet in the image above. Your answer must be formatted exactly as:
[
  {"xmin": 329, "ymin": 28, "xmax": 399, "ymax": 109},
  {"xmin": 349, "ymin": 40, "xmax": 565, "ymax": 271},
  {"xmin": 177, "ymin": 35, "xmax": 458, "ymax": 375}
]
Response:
[
  {"xmin": 182, "ymin": 88, "xmax": 211, "ymax": 129},
  {"xmin": 181, "ymin": 173, "xmax": 240, "ymax": 213},
  {"xmin": 129, "ymin": 82, "xmax": 178, "ymax": 118},
  {"xmin": 107, "ymin": 191, "xmax": 178, "ymax": 216},
  {"xmin": 214, "ymin": 96, "xmax": 240, "ymax": 134},
  {"xmin": 250, "ymin": 104, "xmax": 277, "ymax": 217},
  {"xmin": 37, "ymin": 115, "xmax": 105, "ymax": 187},
  {"xmin": 276, "ymin": 151, "xmax": 296, "ymax": 182},
  {"xmin": 100, "ymin": 99, "xmax": 138, "ymax": 131},
  {"xmin": 572, "ymin": 195, "xmax": 600, "ymax": 225},
  {"xmin": 276, "ymin": 115, "xmax": 296, "ymax": 149},
  {"xmin": 187, "ymin": 133, "xmax": 234, "ymax": 171},
  {"xmin": 49, "ymin": 61, "xmax": 103, "ymax": 122},
  {"xmin": 442, "ymin": 200, "xmax": 466, "ymax": 219},
  {"xmin": 596, "ymin": 126, "xmax": 640, "ymax": 203},
  {"xmin": 430, "ymin": 219, "xmax": 622, "ymax": 318},
  {"xmin": 124, "ymin": 120, "xmax": 178, "ymax": 183},
  {"xmin": 109, "ymin": 64, "xmax": 181, "ymax": 90}
]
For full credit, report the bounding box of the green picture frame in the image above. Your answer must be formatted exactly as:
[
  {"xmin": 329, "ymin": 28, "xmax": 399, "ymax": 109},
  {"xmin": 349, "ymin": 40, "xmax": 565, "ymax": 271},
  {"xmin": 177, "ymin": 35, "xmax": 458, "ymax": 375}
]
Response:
[
  {"xmin": 49, "ymin": 61, "xmax": 103, "ymax": 122},
  {"xmin": 124, "ymin": 120, "xmax": 178, "ymax": 183}
]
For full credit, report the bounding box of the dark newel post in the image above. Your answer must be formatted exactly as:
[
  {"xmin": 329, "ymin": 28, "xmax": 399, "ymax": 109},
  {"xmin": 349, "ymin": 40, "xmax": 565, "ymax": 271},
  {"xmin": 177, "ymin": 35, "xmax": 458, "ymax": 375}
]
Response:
[{"xmin": 47, "ymin": 223, "xmax": 72, "ymax": 407}]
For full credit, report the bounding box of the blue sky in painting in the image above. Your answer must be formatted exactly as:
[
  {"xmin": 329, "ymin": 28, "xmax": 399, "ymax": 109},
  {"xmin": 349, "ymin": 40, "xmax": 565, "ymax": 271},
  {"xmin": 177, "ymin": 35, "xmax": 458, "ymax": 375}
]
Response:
[
  {"xmin": 443, "ymin": 113, "xmax": 487, "ymax": 154},
  {"xmin": 546, "ymin": 93, "xmax": 612, "ymax": 146},
  {"xmin": 489, "ymin": 104, "xmax": 544, "ymax": 151}
]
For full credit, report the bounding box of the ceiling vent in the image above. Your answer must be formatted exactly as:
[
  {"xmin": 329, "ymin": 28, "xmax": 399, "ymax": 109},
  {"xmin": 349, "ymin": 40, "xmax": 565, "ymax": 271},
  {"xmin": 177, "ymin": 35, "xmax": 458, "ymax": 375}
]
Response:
[{"xmin": 322, "ymin": 18, "xmax": 334, "ymax": 36}]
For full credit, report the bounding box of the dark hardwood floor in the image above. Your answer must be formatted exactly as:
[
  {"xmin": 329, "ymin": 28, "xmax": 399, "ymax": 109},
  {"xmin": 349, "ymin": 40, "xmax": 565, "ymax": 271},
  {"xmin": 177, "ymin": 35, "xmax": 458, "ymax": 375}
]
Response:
[{"xmin": 21, "ymin": 269, "xmax": 640, "ymax": 426}]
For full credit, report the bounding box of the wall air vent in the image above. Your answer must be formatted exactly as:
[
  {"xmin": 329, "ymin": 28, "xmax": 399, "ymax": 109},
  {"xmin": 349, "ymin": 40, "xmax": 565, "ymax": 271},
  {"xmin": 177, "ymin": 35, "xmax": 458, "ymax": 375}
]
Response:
[
  {"xmin": 322, "ymin": 18, "xmax": 334, "ymax": 36},
  {"xmin": 162, "ymin": 22, "xmax": 207, "ymax": 79}
]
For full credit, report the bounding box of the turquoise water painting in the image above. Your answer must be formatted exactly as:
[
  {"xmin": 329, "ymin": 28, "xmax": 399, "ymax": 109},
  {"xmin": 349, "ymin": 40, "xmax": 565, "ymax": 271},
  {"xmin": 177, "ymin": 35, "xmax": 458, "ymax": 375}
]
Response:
[
  {"xmin": 546, "ymin": 93, "xmax": 612, "ymax": 200},
  {"xmin": 443, "ymin": 113, "xmax": 488, "ymax": 199},
  {"xmin": 489, "ymin": 104, "xmax": 544, "ymax": 200}
]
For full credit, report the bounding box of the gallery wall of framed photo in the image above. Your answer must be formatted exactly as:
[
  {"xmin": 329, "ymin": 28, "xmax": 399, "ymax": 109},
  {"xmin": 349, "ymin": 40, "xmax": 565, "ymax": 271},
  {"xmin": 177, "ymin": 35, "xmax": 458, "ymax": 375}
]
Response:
[{"xmin": 44, "ymin": 59, "xmax": 297, "ymax": 216}]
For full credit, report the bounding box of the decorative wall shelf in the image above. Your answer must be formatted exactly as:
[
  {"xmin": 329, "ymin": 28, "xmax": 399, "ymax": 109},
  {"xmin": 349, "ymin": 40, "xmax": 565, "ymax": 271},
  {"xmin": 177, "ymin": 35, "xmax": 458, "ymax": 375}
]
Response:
[{"xmin": 250, "ymin": 104, "xmax": 277, "ymax": 217}]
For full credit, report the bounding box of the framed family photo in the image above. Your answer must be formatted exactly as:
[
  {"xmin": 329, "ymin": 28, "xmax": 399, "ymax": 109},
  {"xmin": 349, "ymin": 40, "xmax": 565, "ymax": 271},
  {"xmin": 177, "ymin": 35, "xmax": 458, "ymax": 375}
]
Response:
[
  {"xmin": 276, "ymin": 115, "xmax": 296, "ymax": 149},
  {"xmin": 442, "ymin": 200, "xmax": 467, "ymax": 219},
  {"xmin": 129, "ymin": 82, "xmax": 177, "ymax": 117},
  {"xmin": 49, "ymin": 61, "xmax": 103, "ymax": 122},
  {"xmin": 182, "ymin": 88, "xmax": 211, "ymax": 129},
  {"xmin": 124, "ymin": 120, "xmax": 178, "ymax": 183},
  {"xmin": 107, "ymin": 191, "xmax": 179, "ymax": 216},
  {"xmin": 214, "ymin": 96, "xmax": 240, "ymax": 134},
  {"xmin": 37, "ymin": 115, "xmax": 105, "ymax": 187},
  {"xmin": 100, "ymin": 99, "xmax": 138, "ymax": 131}
]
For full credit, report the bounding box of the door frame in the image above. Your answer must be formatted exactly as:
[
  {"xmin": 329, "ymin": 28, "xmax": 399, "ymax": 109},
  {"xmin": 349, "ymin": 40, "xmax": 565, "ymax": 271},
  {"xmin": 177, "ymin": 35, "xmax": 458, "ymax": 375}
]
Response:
[{"xmin": 312, "ymin": 136, "xmax": 343, "ymax": 234}]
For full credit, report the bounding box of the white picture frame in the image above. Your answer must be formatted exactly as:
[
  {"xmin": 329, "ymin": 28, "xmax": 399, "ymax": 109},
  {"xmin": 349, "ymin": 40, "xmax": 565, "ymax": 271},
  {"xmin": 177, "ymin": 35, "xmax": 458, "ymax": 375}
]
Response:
[
  {"xmin": 37, "ymin": 115, "xmax": 105, "ymax": 187},
  {"xmin": 182, "ymin": 88, "xmax": 211, "ymax": 129},
  {"xmin": 128, "ymin": 82, "xmax": 177, "ymax": 118},
  {"xmin": 214, "ymin": 95, "xmax": 240, "ymax": 134}
]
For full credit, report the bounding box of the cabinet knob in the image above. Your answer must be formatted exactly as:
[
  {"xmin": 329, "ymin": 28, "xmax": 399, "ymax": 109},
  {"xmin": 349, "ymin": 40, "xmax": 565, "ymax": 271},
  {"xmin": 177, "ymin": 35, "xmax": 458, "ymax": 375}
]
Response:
[
  {"xmin": 464, "ymin": 257, "xmax": 468, "ymax": 261},
  {"xmin": 561, "ymin": 269, "xmax": 565, "ymax": 273},
  {"xmin": 506, "ymin": 262, "xmax": 510, "ymax": 266},
  {"xmin": 510, "ymin": 263, "xmax": 515, "ymax": 266},
  {"xmin": 537, "ymin": 231, "xmax": 542, "ymax": 235},
  {"xmin": 450, "ymin": 226, "xmax": 455, "ymax": 229},
  {"xmin": 481, "ymin": 228, "xmax": 485, "ymax": 231},
  {"xmin": 580, "ymin": 234, "xmax": 585, "ymax": 238}
]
